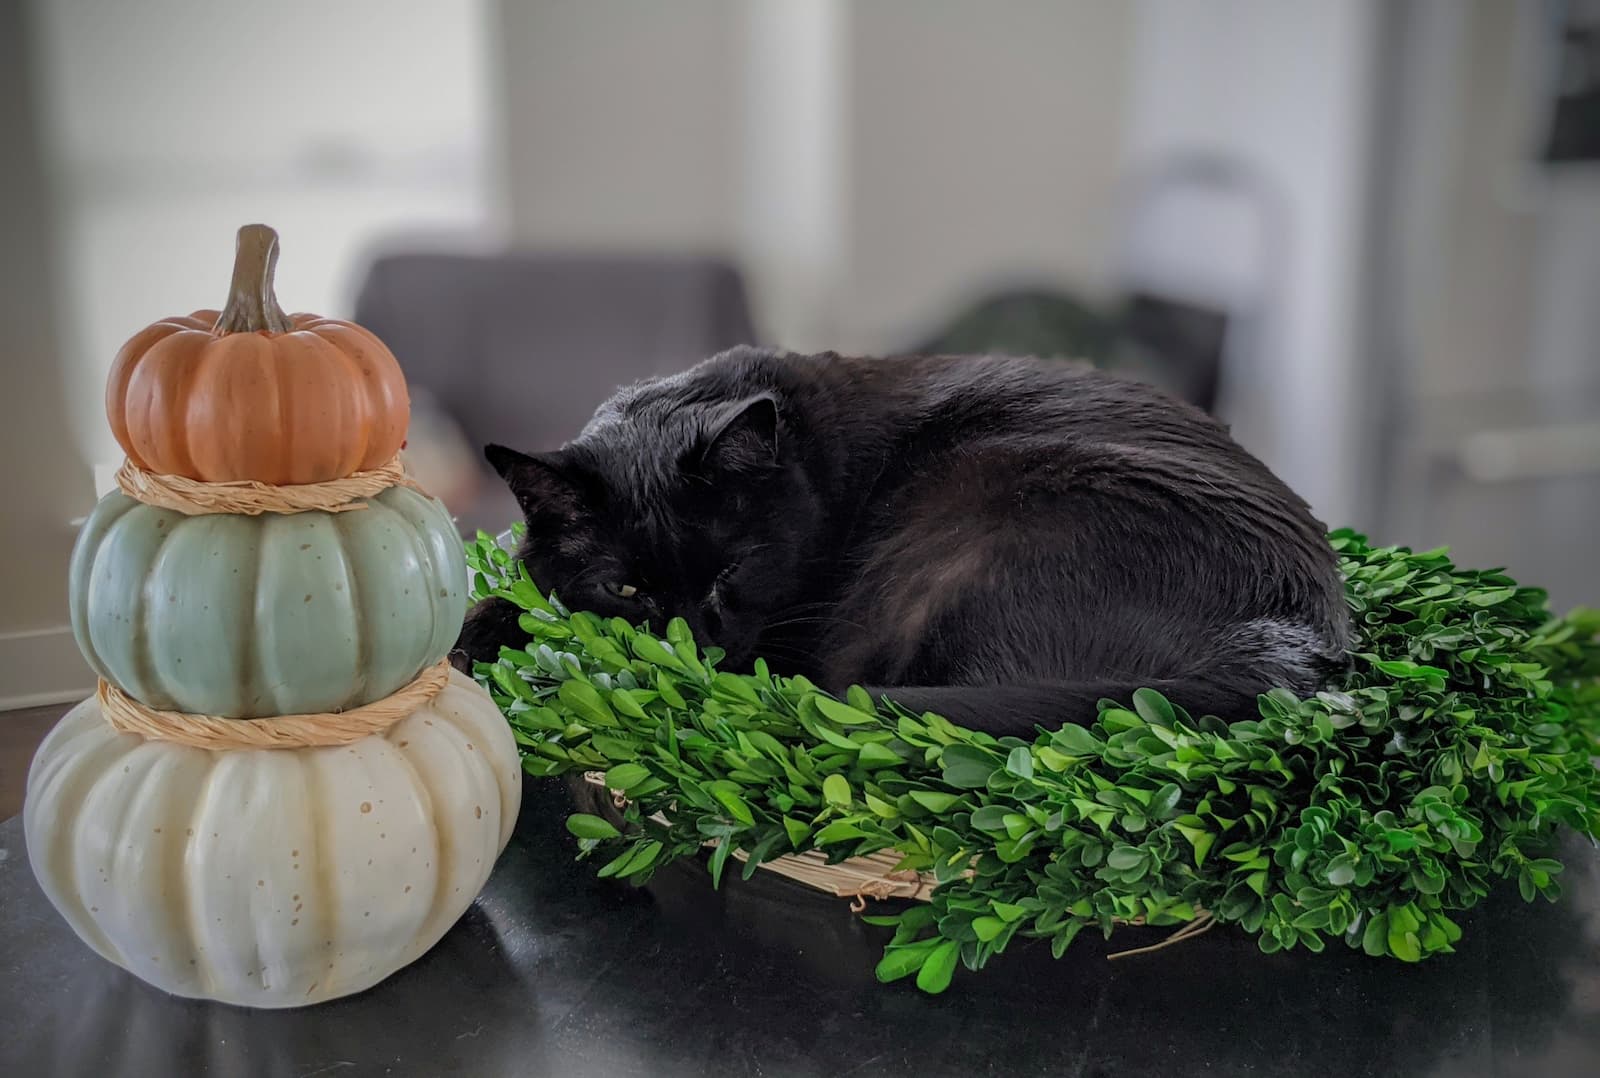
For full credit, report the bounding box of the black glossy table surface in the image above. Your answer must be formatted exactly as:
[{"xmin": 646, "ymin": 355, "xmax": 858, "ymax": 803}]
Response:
[{"xmin": 5, "ymin": 777, "xmax": 1600, "ymax": 1078}]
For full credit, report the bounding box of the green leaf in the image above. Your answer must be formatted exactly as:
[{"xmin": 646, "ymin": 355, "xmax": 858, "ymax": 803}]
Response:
[
  {"xmin": 712, "ymin": 787, "xmax": 756, "ymax": 826},
  {"xmin": 1106, "ymin": 846, "xmax": 1145, "ymax": 870},
  {"xmin": 603, "ymin": 763, "xmax": 651, "ymax": 792},
  {"xmin": 908, "ymin": 790, "xmax": 962, "ymax": 813},
  {"xmin": 875, "ymin": 939, "xmax": 941, "ymax": 983},
  {"xmin": 1050, "ymin": 726, "xmax": 1104, "ymax": 756},
  {"xmin": 823, "ymin": 774, "xmax": 853, "ymax": 808},
  {"xmin": 782, "ymin": 815, "xmax": 811, "ymax": 848},
  {"xmin": 631, "ymin": 634, "xmax": 686, "ymax": 671},
  {"xmin": 813, "ymin": 695, "xmax": 879, "ymax": 726},
  {"xmin": 864, "ymin": 791, "xmax": 900, "ymax": 818},
  {"xmin": 940, "ymin": 745, "xmax": 997, "ymax": 789},
  {"xmin": 858, "ymin": 742, "xmax": 903, "ymax": 768},
  {"xmin": 708, "ymin": 839, "xmax": 732, "ymax": 888},
  {"xmin": 815, "ymin": 820, "xmax": 871, "ymax": 844},
  {"xmin": 597, "ymin": 840, "xmax": 662, "ymax": 879},
  {"xmin": 566, "ymin": 814, "xmax": 621, "ymax": 841},
  {"xmin": 1132, "ymin": 688, "xmax": 1178, "ymax": 728},
  {"xmin": 915, "ymin": 939, "xmax": 962, "ymax": 994},
  {"xmin": 557, "ymin": 678, "xmax": 617, "ymax": 727},
  {"xmin": 971, "ymin": 916, "xmax": 1006, "ymax": 942},
  {"xmin": 970, "ymin": 805, "xmax": 1010, "ymax": 832},
  {"xmin": 1388, "ymin": 926, "xmax": 1423, "ymax": 962},
  {"xmin": 1005, "ymin": 747, "xmax": 1034, "ymax": 780}
]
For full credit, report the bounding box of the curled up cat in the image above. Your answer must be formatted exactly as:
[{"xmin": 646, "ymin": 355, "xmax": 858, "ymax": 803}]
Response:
[{"xmin": 454, "ymin": 347, "xmax": 1351, "ymax": 737}]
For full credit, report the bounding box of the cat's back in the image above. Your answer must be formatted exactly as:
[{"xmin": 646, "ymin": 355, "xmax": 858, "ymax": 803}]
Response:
[
  {"xmin": 755, "ymin": 350, "xmax": 1238, "ymax": 462},
  {"xmin": 646, "ymin": 347, "xmax": 1256, "ymax": 479}
]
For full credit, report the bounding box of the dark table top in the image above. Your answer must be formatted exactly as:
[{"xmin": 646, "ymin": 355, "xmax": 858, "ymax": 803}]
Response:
[{"xmin": 4, "ymin": 777, "xmax": 1600, "ymax": 1078}]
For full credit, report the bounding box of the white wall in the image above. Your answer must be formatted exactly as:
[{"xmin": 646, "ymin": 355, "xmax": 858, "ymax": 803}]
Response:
[
  {"xmin": 494, "ymin": 0, "xmax": 1135, "ymax": 352},
  {"xmin": 838, "ymin": 0, "xmax": 1134, "ymax": 351},
  {"xmin": 740, "ymin": 0, "xmax": 847, "ymax": 353},
  {"xmin": 1, "ymin": 1, "xmax": 97, "ymax": 707},
  {"xmin": 499, "ymin": 0, "xmax": 743, "ymax": 252},
  {"xmin": 29, "ymin": 0, "xmax": 500, "ymax": 474},
  {"xmin": 1121, "ymin": 0, "xmax": 1381, "ymax": 528}
]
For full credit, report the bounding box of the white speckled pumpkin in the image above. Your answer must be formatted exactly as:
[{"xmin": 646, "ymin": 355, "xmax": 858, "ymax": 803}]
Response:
[
  {"xmin": 23, "ymin": 668, "xmax": 521, "ymax": 1008},
  {"xmin": 69, "ymin": 486, "xmax": 466, "ymax": 718}
]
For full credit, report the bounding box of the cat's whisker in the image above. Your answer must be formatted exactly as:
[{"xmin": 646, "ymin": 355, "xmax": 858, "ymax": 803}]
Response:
[{"xmin": 763, "ymin": 614, "xmax": 870, "ymax": 634}]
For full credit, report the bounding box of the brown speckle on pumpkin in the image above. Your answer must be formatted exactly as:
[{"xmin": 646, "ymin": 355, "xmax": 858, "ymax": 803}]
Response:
[
  {"xmin": 466, "ymin": 743, "xmax": 474, "ymax": 752},
  {"xmin": 404, "ymin": 885, "xmax": 411, "ymax": 893},
  {"xmin": 304, "ymin": 593, "xmax": 313, "ymax": 603},
  {"xmin": 90, "ymin": 906, "xmax": 98, "ymax": 912},
  {"xmin": 257, "ymin": 880, "xmax": 264, "ymax": 887},
  {"xmin": 153, "ymin": 828, "xmax": 161, "ymax": 833},
  {"xmin": 186, "ymin": 828, "xmax": 193, "ymax": 836},
  {"xmin": 292, "ymin": 919, "xmax": 299, "ymax": 926},
  {"xmin": 293, "ymin": 894, "xmax": 300, "ymax": 901},
  {"xmin": 292, "ymin": 849, "xmax": 299, "ymax": 856},
  {"xmin": 475, "ymin": 805, "xmax": 482, "ymax": 819},
  {"xmin": 398, "ymin": 740, "xmax": 409, "ymax": 748},
  {"xmin": 360, "ymin": 801, "xmax": 372, "ymax": 813},
  {"xmin": 300, "ymin": 544, "xmax": 311, "ymax": 550}
]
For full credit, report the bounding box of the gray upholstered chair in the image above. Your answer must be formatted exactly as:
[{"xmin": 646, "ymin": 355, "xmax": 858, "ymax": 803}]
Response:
[{"xmin": 352, "ymin": 251, "xmax": 759, "ymax": 534}]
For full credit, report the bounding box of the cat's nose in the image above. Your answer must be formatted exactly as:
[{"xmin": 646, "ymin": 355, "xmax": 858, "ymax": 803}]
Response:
[{"xmin": 699, "ymin": 607, "xmax": 723, "ymax": 644}]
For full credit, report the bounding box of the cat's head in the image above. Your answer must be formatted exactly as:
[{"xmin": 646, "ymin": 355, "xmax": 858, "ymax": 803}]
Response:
[{"xmin": 484, "ymin": 388, "xmax": 819, "ymax": 670}]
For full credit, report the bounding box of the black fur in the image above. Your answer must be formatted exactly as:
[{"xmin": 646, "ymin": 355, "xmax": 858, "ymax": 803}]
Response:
[{"xmin": 457, "ymin": 348, "xmax": 1350, "ymax": 736}]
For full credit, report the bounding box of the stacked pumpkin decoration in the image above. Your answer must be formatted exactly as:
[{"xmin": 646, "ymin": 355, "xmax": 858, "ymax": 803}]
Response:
[{"xmin": 24, "ymin": 225, "xmax": 522, "ymax": 1008}]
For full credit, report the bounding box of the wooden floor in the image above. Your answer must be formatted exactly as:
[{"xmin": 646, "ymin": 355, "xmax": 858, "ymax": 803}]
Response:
[{"xmin": 0, "ymin": 703, "xmax": 69, "ymax": 819}]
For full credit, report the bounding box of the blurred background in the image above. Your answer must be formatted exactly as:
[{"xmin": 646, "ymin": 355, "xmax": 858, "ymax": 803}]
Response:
[{"xmin": 2, "ymin": 0, "xmax": 1599, "ymax": 709}]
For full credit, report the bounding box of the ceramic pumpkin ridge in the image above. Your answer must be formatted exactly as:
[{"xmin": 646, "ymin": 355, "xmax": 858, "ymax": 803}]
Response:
[{"xmin": 105, "ymin": 224, "xmax": 410, "ymax": 486}]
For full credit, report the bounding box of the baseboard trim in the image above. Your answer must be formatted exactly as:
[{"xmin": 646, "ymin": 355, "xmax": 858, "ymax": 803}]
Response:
[{"xmin": 0, "ymin": 626, "xmax": 93, "ymax": 712}]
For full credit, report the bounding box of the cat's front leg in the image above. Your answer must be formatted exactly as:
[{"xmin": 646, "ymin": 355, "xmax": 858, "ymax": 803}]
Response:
[{"xmin": 452, "ymin": 595, "xmax": 526, "ymax": 672}]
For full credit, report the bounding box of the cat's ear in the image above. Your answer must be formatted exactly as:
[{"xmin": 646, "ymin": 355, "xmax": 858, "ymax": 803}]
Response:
[
  {"xmin": 695, "ymin": 394, "xmax": 780, "ymax": 476},
  {"xmin": 484, "ymin": 444, "xmax": 587, "ymax": 519}
]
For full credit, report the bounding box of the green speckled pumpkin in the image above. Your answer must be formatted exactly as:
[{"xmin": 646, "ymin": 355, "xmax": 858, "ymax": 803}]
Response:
[{"xmin": 69, "ymin": 487, "xmax": 466, "ymax": 718}]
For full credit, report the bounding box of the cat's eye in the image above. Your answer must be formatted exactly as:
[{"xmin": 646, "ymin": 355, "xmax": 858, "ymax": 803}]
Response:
[{"xmin": 607, "ymin": 583, "xmax": 639, "ymax": 599}]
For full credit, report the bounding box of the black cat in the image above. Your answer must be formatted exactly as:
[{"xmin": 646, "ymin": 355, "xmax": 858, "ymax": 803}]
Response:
[{"xmin": 456, "ymin": 347, "xmax": 1350, "ymax": 736}]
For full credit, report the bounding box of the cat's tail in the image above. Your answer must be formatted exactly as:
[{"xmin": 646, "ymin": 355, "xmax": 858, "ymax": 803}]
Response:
[{"xmin": 864, "ymin": 676, "xmax": 1271, "ymax": 738}]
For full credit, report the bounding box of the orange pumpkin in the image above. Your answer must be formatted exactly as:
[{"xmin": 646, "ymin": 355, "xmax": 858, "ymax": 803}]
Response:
[{"xmin": 106, "ymin": 224, "xmax": 410, "ymax": 485}]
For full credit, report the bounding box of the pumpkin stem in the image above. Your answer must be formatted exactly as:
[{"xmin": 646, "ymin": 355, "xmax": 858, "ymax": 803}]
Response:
[{"xmin": 213, "ymin": 223, "xmax": 293, "ymax": 335}]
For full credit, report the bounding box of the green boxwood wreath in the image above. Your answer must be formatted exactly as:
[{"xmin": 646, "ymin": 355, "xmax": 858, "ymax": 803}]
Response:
[{"xmin": 466, "ymin": 528, "xmax": 1600, "ymax": 994}]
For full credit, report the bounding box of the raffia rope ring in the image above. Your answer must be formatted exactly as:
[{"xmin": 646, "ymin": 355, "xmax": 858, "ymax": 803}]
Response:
[
  {"xmin": 97, "ymin": 659, "xmax": 452, "ymax": 749},
  {"xmin": 114, "ymin": 455, "xmax": 421, "ymax": 516}
]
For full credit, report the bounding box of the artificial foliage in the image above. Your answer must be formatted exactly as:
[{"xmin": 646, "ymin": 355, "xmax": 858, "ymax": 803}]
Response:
[{"xmin": 467, "ymin": 527, "xmax": 1600, "ymax": 993}]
